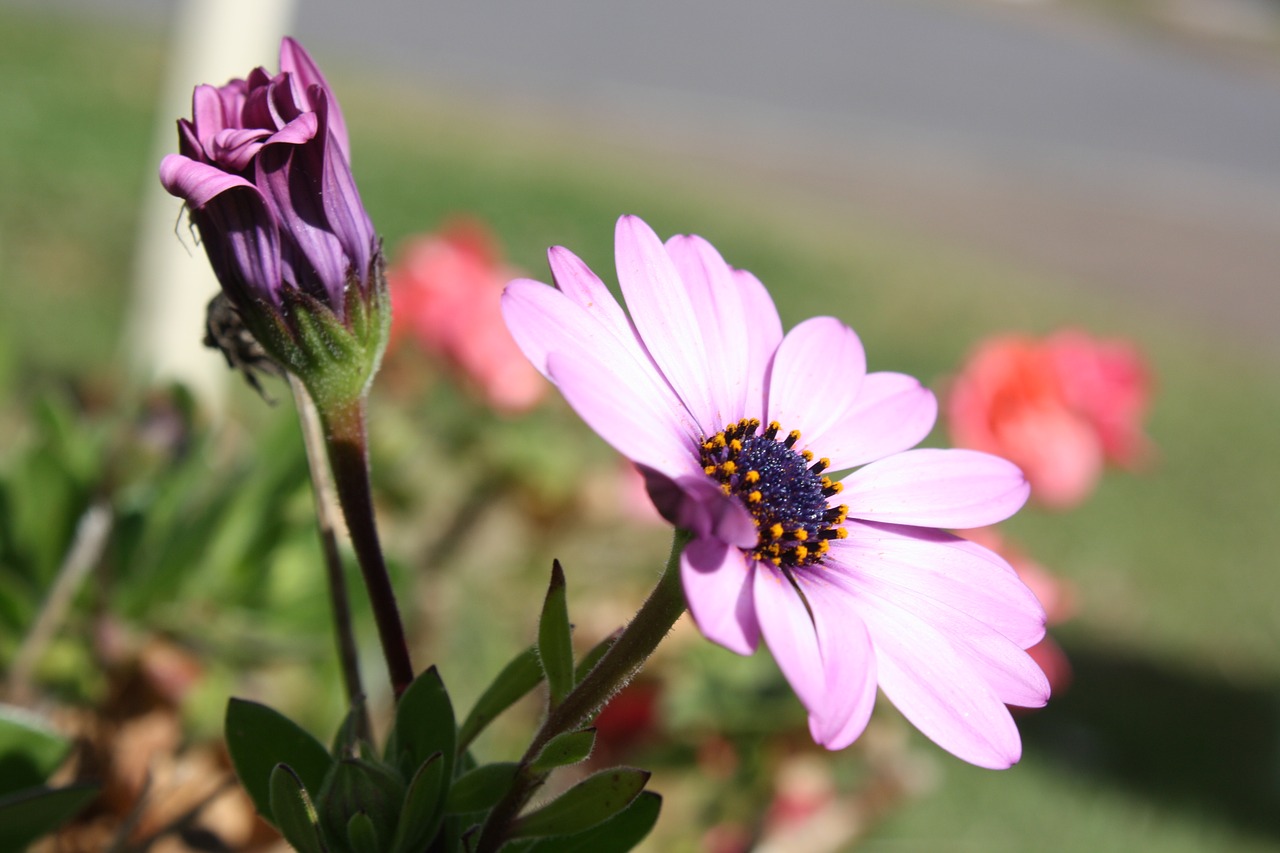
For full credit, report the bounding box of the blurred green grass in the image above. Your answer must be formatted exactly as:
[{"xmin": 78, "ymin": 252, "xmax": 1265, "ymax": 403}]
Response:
[{"xmin": 1, "ymin": 4, "xmax": 1278, "ymax": 850}]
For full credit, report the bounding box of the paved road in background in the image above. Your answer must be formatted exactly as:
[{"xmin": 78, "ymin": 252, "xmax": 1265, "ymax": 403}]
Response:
[{"xmin": 31, "ymin": 0, "xmax": 1280, "ymax": 351}]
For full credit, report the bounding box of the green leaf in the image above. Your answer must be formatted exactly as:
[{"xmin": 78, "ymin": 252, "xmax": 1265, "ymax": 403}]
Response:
[
  {"xmin": 529, "ymin": 729, "xmax": 596, "ymax": 773},
  {"xmin": 0, "ymin": 705, "xmax": 70, "ymax": 797},
  {"xmin": 225, "ymin": 698, "xmax": 333, "ymax": 825},
  {"xmin": 0, "ymin": 783, "xmax": 97, "ymax": 850},
  {"xmin": 347, "ymin": 811, "xmax": 380, "ymax": 853},
  {"xmin": 523, "ymin": 791, "xmax": 661, "ymax": 853},
  {"xmin": 389, "ymin": 753, "xmax": 446, "ymax": 853},
  {"xmin": 456, "ymin": 645, "xmax": 543, "ymax": 754},
  {"xmin": 268, "ymin": 764, "xmax": 327, "ymax": 853},
  {"xmin": 444, "ymin": 762, "xmax": 520, "ymax": 814},
  {"xmin": 510, "ymin": 768, "xmax": 650, "ymax": 840},
  {"xmin": 574, "ymin": 633, "xmax": 617, "ymax": 683},
  {"xmin": 390, "ymin": 667, "xmax": 456, "ymax": 784},
  {"xmin": 537, "ymin": 560, "xmax": 574, "ymax": 708}
]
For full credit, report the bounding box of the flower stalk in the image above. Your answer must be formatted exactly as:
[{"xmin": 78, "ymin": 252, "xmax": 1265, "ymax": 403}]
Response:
[
  {"xmin": 474, "ymin": 530, "xmax": 690, "ymax": 853},
  {"xmin": 287, "ymin": 373, "xmax": 371, "ymax": 739},
  {"xmin": 319, "ymin": 396, "xmax": 415, "ymax": 702}
]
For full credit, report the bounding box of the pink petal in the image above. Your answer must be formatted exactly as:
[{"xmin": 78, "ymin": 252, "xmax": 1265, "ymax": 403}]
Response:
[
  {"xmin": 811, "ymin": 372, "xmax": 938, "ymax": 471},
  {"xmin": 799, "ymin": 576, "xmax": 879, "ymax": 749},
  {"xmin": 753, "ymin": 564, "xmax": 824, "ymax": 714},
  {"xmin": 734, "ymin": 269, "xmax": 783, "ymax": 416},
  {"xmin": 665, "ymin": 234, "xmax": 750, "ymax": 427},
  {"xmin": 827, "ymin": 546, "xmax": 1049, "ymax": 708},
  {"xmin": 547, "ymin": 245, "xmax": 634, "ymax": 344},
  {"xmin": 855, "ymin": 593, "xmax": 1024, "ymax": 768},
  {"xmin": 766, "ymin": 317, "xmax": 866, "ymax": 443},
  {"xmin": 614, "ymin": 216, "xmax": 718, "ymax": 435},
  {"xmin": 503, "ymin": 280, "xmax": 700, "ymax": 476},
  {"xmin": 841, "ymin": 448, "xmax": 1029, "ymax": 529},
  {"xmin": 681, "ymin": 537, "xmax": 760, "ymax": 655},
  {"xmin": 548, "ymin": 351, "xmax": 700, "ymax": 481},
  {"xmin": 829, "ymin": 522, "xmax": 1046, "ymax": 648}
]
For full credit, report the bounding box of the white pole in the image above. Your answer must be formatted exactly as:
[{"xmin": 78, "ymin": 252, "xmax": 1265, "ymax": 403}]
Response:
[{"xmin": 127, "ymin": 0, "xmax": 296, "ymax": 414}]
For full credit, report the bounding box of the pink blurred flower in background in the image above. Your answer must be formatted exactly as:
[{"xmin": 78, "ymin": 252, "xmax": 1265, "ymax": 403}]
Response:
[
  {"xmin": 387, "ymin": 219, "xmax": 546, "ymax": 413},
  {"xmin": 946, "ymin": 330, "xmax": 1153, "ymax": 509}
]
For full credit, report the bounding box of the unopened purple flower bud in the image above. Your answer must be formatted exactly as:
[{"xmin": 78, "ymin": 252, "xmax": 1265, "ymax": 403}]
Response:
[{"xmin": 160, "ymin": 37, "xmax": 388, "ymax": 408}]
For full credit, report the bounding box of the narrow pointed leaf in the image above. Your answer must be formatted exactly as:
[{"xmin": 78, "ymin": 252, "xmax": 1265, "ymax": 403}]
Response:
[
  {"xmin": 573, "ymin": 633, "xmax": 617, "ymax": 682},
  {"xmin": 347, "ymin": 811, "xmax": 380, "ymax": 853},
  {"xmin": 391, "ymin": 667, "xmax": 455, "ymax": 784},
  {"xmin": 0, "ymin": 784, "xmax": 98, "ymax": 850},
  {"xmin": 524, "ymin": 791, "xmax": 662, "ymax": 853},
  {"xmin": 389, "ymin": 753, "xmax": 446, "ymax": 853},
  {"xmin": 226, "ymin": 698, "xmax": 333, "ymax": 824},
  {"xmin": 457, "ymin": 646, "xmax": 543, "ymax": 753},
  {"xmin": 444, "ymin": 762, "xmax": 520, "ymax": 814},
  {"xmin": 268, "ymin": 764, "xmax": 326, "ymax": 853},
  {"xmin": 530, "ymin": 729, "xmax": 596, "ymax": 772},
  {"xmin": 510, "ymin": 768, "xmax": 650, "ymax": 839},
  {"xmin": 538, "ymin": 560, "xmax": 574, "ymax": 708}
]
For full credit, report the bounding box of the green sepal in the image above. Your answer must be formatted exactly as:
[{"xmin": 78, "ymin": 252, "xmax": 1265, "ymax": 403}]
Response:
[
  {"xmin": 225, "ymin": 698, "xmax": 334, "ymax": 826},
  {"xmin": 537, "ymin": 560, "xmax": 574, "ymax": 708},
  {"xmin": 389, "ymin": 753, "xmax": 446, "ymax": 853},
  {"xmin": 0, "ymin": 704, "xmax": 71, "ymax": 797},
  {"xmin": 523, "ymin": 791, "xmax": 662, "ymax": 853},
  {"xmin": 387, "ymin": 666, "xmax": 456, "ymax": 784},
  {"xmin": 0, "ymin": 783, "xmax": 98, "ymax": 851},
  {"xmin": 509, "ymin": 768, "xmax": 650, "ymax": 840},
  {"xmin": 530, "ymin": 728, "xmax": 596, "ymax": 772},
  {"xmin": 444, "ymin": 762, "xmax": 520, "ymax": 814},
  {"xmin": 347, "ymin": 811, "xmax": 380, "ymax": 853},
  {"xmin": 456, "ymin": 645, "xmax": 543, "ymax": 755},
  {"xmin": 268, "ymin": 764, "xmax": 327, "ymax": 853}
]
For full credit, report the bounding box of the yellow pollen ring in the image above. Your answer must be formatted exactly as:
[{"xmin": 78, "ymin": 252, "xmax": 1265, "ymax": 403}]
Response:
[
  {"xmin": 744, "ymin": 470, "xmax": 761, "ymax": 484},
  {"xmin": 748, "ymin": 490, "xmax": 763, "ymax": 504},
  {"xmin": 793, "ymin": 528, "xmax": 808, "ymax": 541}
]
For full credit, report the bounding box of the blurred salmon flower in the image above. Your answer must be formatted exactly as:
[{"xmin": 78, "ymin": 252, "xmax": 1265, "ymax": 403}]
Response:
[
  {"xmin": 387, "ymin": 220, "xmax": 546, "ymax": 414},
  {"xmin": 946, "ymin": 330, "xmax": 1153, "ymax": 509}
]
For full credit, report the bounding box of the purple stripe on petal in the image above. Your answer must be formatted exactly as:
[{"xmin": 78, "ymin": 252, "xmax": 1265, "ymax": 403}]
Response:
[
  {"xmin": 841, "ymin": 448, "xmax": 1030, "ymax": 529},
  {"xmin": 681, "ymin": 537, "xmax": 760, "ymax": 655}
]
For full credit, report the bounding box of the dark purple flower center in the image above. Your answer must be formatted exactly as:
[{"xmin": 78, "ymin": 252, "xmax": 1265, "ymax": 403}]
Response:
[{"xmin": 700, "ymin": 418, "xmax": 848, "ymax": 568}]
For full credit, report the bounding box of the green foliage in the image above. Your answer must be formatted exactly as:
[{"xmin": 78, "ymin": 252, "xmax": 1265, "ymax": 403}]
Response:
[
  {"xmin": 0, "ymin": 706, "xmax": 97, "ymax": 848},
  {"xmin": 510, "ymin": 768, "xmax": 651, "ymax": 840},
  {"xmin": 269, "ymin": 764, "xmax": 327, "ymax": 853},
  {"xmin": 530, "ymin": 728, "xmax": 597, "ymax": 772},
  {"xmin": 521, "ymin": 791, "xmax": 662, "ymax": 853},
  {"xmin": 456, "ymin": 645, "xmax": 544, "ymax": 754},
  {"xmin": 226, "ymin": 698, "xmax": 335, "ymax": 825},
  {"xmin": 537, "ymin": 561, "xmax": 574, "ymax": 709}
]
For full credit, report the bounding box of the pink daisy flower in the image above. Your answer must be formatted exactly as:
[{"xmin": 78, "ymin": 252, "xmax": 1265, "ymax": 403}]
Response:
[{"xmin": 503, "ymin": 216, "xmax": 1049, "ymax": 768}]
